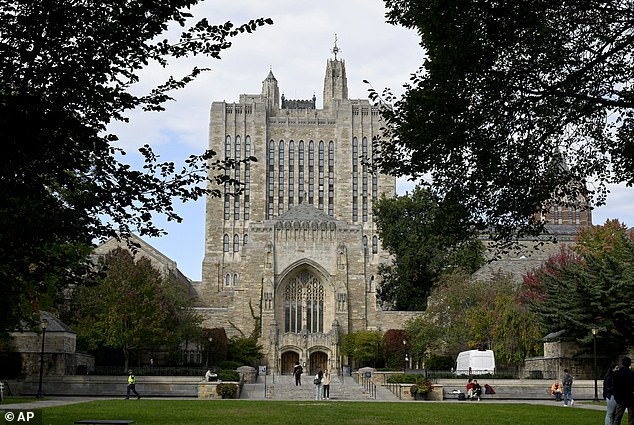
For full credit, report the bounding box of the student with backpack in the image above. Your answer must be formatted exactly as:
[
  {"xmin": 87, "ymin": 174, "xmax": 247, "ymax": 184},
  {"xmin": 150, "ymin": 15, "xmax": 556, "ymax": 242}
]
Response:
[
  {"xmin": 562, "ymin": 369, "xmax": 574, "ymax": 406},
  {"xmin": 293, "ymin": 362, "xmax": 303, "ymax": 386}
]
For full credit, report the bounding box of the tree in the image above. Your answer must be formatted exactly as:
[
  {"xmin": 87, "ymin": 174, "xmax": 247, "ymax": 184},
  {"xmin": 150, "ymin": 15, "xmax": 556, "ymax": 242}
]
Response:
[
  {"xmin": 405, "ymin": 271, "xmax": 542, "ymax": 368},
  {"xmin": 227, "ymin": 336, "xmax": 263, "ymax": 368},
  {"xmin": 342, "ymin": 331, "xmax": 385, "ymax": 368},
  {"xmin": 373, "ymin": 185, "xmax": 485, "ymax": 310},
  {"xmin": 72, "ymin": 248, "xmax": 200, "ymax": 371},
  {"xmin": 528, "ymin": 225, "xmax": 634, "ymax": 357},
  {"xmin": 0, "ymin": 1, "xmax": 272, "ymax": 336},
  {"xmin": 371, "ymin": 0, "xmax": 634, "ymax": 243}
]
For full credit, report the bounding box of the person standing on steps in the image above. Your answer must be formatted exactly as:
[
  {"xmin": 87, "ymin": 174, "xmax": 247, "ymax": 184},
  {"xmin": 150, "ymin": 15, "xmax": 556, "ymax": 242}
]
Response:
[
  {"xmin": 314, "ymin": 369, "xmax": 324, "ymax": 400},
  {"xmin": 293, "ymin": 361, "xmax": 303, "ymax": 386},
  {"xmin": 126, "ymin": 369, "xmax": 141, "ymax": 399},
  {"xmin": 322, "ymin": 369, "xmax": 331, "ymax": 400}
]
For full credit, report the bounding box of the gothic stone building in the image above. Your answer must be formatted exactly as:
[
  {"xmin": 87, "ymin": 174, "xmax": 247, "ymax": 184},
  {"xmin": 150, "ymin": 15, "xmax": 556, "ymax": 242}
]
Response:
[{"xmin": 193, "ymin": 51, "xmax": 419, "ymax": 375}]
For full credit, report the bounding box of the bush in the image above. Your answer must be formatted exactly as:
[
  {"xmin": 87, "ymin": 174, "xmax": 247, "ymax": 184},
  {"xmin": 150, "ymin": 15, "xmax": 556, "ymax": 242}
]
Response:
[
  {"xmin": 218, "ymin": 370, "xmax": 240, "ymax": 382},
  {"xmin": 386, "ymin": 373, "xmax": 419, "ymax": 384},
  {"xmin": 219, "ymin": 361, "xmax": 241, "ymax": 370},
  {"xmin": 410, "ymin": 379, "xmax": 433, "ymax": 395},
  {"xmin": 215, "ymin": 383, "xmax": 238, "ymax": 399},
  {"xmin": 425, "ymin": 353, "xmax": 454, "ymax": 370}
]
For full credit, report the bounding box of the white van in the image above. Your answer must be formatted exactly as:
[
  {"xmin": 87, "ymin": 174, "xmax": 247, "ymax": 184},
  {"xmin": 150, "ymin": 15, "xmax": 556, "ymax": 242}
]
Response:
[{"xmin": 455, "ymin": 349, "xmax": 495, "ymax": 375}]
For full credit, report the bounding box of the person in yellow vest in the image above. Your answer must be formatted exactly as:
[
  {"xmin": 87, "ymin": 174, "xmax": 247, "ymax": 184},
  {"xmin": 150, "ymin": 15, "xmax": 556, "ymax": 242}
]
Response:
[{"xmin": 126, "ymin": 369, "xmax": 141, "ymax": 399}]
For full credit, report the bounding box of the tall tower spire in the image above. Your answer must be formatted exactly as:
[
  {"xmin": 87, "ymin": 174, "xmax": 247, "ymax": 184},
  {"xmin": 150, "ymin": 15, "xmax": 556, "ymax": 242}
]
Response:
[
  {"xmin": 261, "ymin": 68, "xmax": 280, "ymax": 110},
  {"xmin": 323, "ymin": 34, "xmax": 348, "ymax": 110},
  {"xmin": 331, "ymin": 33, "xmax": 341, "ymax": 60}
]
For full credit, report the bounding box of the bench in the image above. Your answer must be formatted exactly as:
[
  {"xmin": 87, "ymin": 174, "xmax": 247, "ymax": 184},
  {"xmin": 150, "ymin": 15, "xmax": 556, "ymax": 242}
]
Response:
[{"xmin": 74, "ymin": 420, "xmax": 135, "ymax": 425}]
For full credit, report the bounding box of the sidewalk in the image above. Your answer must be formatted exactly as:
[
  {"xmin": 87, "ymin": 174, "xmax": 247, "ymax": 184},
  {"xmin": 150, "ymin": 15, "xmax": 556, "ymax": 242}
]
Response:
[{"xmin": 0, "ymin": 378, "xmax": 607, "ymax": 411}]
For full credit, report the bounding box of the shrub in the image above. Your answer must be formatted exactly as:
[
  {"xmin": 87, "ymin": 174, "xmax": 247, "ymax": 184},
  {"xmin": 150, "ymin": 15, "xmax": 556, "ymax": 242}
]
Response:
[
  {"xmin": 215, "ymin": 383, "xmax": 238, "ymax": 399},
  {"xmin": 410, "ymin": 379, "xmax": 433, "ymax": 395},
  {"xmin": 218, "ymin": 370, "xmax": 240, "ymax": 382}
]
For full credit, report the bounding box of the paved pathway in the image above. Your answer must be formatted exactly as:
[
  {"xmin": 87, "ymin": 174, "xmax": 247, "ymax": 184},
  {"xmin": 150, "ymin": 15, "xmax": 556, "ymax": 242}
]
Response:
[{"xmin": 0, "ymin": 376, "xmax": 606, "ymax": 412}]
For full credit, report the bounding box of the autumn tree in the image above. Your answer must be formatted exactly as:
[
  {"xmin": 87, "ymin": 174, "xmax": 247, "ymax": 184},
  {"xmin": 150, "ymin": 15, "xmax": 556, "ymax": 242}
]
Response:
[
  {"xmin": 527, "ymin": 221, "xmax": 634, "ymax": 357},
  {"xmin": 72, "ymin": 248, "xmax": 201, "ymax": 371},
  {"xmin": 372, "ymin": 0, "xmax": 634, "ymax": 244},
  {"xmin": 0, "ymin": 1, "xmax": 271, "ymax": 337},
  {"xmin": 405, "ymin": 271, "xmax": 542, "ymax": 368},
  {"xmin": 373, "ymin": 185, "xmax": 485, "ymax": 310}
]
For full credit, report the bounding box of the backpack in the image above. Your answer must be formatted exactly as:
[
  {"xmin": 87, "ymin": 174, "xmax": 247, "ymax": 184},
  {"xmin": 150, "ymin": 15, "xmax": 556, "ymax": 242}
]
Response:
[{"xmin": 314, "ymin": 376, "xmax": 321, "ymax": 385}]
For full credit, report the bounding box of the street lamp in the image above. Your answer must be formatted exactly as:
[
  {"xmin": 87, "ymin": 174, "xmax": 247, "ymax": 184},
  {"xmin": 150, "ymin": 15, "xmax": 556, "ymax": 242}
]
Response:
[
  {"xmin": 403, "ymin": 340, "xmax": 408, "ymax": 374},
  {"xmin": 36, "ymin": 318, "xmax": 48, "ymax": 398},
  {"xmin": 592, "ymin": 327, "xmax": 599, "ymax": 402},
  {"xmin": 205, "ymin": 337, "xmax": 213, "ymax": 369}
]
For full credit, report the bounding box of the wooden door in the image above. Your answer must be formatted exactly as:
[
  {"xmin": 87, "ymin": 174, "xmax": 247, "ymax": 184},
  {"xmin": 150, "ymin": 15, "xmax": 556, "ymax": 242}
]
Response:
[
  {"xmin": 281, "ymin": 351, "xmax": 300, "ymax": 375},
  {"xmin": 309, "ymin": 351, "xmax": 328, "ymax": 375}
]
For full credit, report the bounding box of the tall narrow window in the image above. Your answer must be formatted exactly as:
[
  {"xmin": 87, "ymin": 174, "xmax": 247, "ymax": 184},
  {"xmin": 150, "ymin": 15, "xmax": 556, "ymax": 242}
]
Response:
[
  {"xmin": 306, "ymin": 275, "xmax": 324, "ymax": 333},
  {"xmin": 318, "ymin": 141, "xmax": 324, "ymax": 211},
  {"xmin": 308, "ymin": 141, "xmax": 314, "ymax": 205},
  {"xmin": 371, "ymin": 137, "xmax": 378, "ymax": 204},
  {"xmin": 243, "ymin": 234, "xmax": 249, "ymax": 246},
  {"xmin": 284, "ymin": 280, "xmax": 303, "ymax": 333},
  {"xmin": 289, "ymin": 141, "xmax": 295, "ymax": 207},
  {"xmin": 225, "ymin": 274, "xmax": 231, "ymax": 287},
  {"xmin": 233, "ymin": 234, "xmax": 239, "ymax": 252},
  {"xmin": 234, "ymin": 136, "xmax": 241, "ymax": 221},
  {"xmin": 233, "ymin": 273, "xmax": 239, "ymax": 287},
  {"xmin": 298, "ymin": 141, "xmax": 305, "ymax": 204},
  {"xmin": 224, "ymin": 136, "xmax": 231, "ymax": 220},
  {"xmin": 244, "ymin": 136, "xmax": 251, "ymax": 220},
  {"xmin": 372, "ymin": 235, "xmax": 378, "ymax": 254},
  {"xmin": 267, "ymin": 140, "xmax": 275, "ymax": 219},
  {"xmin": 352, "ymin": 137, "xmax": 358, "ymax": 222},
  {"xmin": 328, "ymin": 141, "xmax": 334, "ymax": 216},
  {"xmin": 278, "ymin": 141, "xmax": 285, "ymax": 215},
  {"xmin": 362, "ymin": 137, "xmax": 368, "ymax": 222},
  {"xmin": 223, "ymin": 234, "xmax": 229, "ymax": 252},
  {"xmin": 557, "ymin": 205, "xmax": 563, "ymax": 224}
]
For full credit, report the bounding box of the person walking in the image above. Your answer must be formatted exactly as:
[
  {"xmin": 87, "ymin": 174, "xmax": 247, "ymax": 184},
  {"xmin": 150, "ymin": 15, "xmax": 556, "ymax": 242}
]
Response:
[
  {"xmin": 322, "ymin": 370, "xmax": 331, "ymax": 400},
  {"xmin": 293, "ymin": 362, "xmax": 303, "ymax": 386},
  {"xmin": 562, "ymin": 369, "xmax": 574, "ymax": 406},
  {"xmin": 125, "ymin": 369, "xmax": 141, "ymax": 399},
  {"xmin": 613, "ymin": 357, "xmax": 634, "ymax": 425},
  {"xmin": 604, "ymin": 364, "xmax": 619, "ymax": 425},
  {"xmin": 314, "ymin": 369, "xmax": 324, "ymax": 400}
]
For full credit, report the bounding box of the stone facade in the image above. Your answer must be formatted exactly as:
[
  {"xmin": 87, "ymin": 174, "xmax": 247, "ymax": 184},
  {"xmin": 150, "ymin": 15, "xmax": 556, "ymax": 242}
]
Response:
[
  {"xmin": 10, "ymin": 311, "xmax": 94, "ymax": 376},
  {"xmin": 194, "ymin": 48, "xmax": 420, "ymax": 376}
]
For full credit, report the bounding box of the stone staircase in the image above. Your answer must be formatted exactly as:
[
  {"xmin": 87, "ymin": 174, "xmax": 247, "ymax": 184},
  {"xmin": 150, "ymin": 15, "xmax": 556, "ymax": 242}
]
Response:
[{"xmin": 241, "ymin": 374, "xmax": 398, "ymax": 401}]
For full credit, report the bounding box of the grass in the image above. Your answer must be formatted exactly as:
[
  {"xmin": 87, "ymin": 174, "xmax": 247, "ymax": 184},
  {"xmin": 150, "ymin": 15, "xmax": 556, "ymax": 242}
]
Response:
[
  {"xmin": 33, "ymin": 400, "xmax": 608, "ymax": 425},
  {"xmin": 1, "ymin": 396, "xmax": 41, "ymax": 404}
]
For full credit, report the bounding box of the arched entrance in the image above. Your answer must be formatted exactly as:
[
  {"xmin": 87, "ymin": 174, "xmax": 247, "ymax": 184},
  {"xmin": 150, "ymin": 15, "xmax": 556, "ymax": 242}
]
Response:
[
  {"xmin": 309, "ymin": 351, "xmax": 328, "ymax": 375},
  {"xmin": 281, "ymin": 351, "xmax": 300, "ymax": 375}
]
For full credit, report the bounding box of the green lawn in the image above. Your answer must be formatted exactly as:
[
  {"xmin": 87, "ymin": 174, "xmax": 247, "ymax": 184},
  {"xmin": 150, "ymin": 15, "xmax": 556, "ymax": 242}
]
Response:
[{"xmin": 34, "ymin": 400, "xmax": 608, "ymax": 425}]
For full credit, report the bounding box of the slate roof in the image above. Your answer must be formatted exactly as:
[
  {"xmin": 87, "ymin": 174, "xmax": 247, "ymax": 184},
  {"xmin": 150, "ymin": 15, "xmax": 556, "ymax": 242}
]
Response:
[{"xmin": 276, "ymin": 202, "xmax": 336, "ymax": 222}]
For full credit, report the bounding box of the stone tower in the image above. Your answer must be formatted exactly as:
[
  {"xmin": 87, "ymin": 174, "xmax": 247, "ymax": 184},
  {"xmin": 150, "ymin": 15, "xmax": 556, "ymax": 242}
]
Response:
[{"xmin": 196, "ymin": 42, "xmax": 419, "ymax": 375}]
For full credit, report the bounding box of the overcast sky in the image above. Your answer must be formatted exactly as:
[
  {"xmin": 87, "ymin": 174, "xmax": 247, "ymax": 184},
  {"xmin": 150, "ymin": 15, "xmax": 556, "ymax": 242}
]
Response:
[{"xmin": 110, "ymin": 0, "xmax": 634, "ymax": 281}]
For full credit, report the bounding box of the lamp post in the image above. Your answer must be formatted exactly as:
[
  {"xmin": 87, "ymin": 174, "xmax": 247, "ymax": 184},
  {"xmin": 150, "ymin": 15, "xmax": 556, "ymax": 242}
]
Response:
[
  {"xmin": 592, "ymin": 327, "xmax": 599, "ymax": 402},
  {"xmin": 205, "ymin": 337, "xmax": 213, "ymax": 369},
  {"xmin": 403, "ymin": 340, "xmax": 408, "ymax": 374},
  {"xmin": 36, "ymin": 318, "xmax": 48, "ymax": 398}
]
